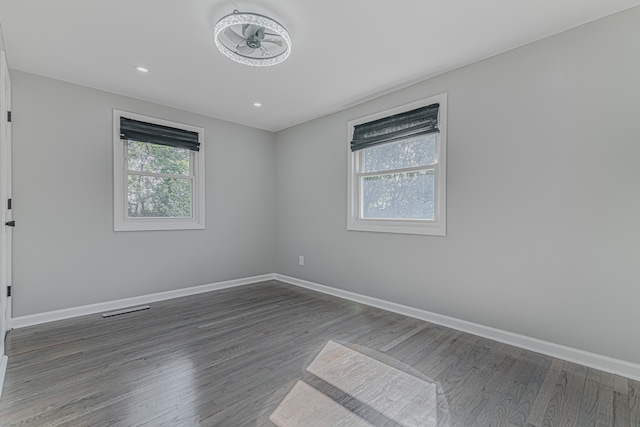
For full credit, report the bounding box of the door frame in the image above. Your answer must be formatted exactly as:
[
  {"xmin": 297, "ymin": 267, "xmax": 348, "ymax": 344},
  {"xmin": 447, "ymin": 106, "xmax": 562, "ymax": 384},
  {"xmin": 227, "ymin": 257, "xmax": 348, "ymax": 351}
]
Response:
[{"xmin": 0, "ymin": 49, "xmax": 12, "ymax": 396}]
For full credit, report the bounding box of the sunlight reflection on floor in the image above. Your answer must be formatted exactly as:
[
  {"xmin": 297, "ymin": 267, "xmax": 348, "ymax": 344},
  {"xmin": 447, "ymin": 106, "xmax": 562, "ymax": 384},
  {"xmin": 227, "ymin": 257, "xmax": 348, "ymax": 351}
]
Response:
[{"xmin": 270, "ymin": 341, "xmax": 450, "ymax": 427}]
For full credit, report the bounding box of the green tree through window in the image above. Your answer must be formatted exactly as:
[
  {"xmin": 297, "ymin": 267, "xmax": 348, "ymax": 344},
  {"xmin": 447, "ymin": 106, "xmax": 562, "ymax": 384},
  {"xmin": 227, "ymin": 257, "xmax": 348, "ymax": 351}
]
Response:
[
  {"xmin": 126, "ymin": 141, "xmax": 193, "ymax": 218},
  {"xmin": 361, "ymin": 134, "xmax": 436, "ymax": 220}
]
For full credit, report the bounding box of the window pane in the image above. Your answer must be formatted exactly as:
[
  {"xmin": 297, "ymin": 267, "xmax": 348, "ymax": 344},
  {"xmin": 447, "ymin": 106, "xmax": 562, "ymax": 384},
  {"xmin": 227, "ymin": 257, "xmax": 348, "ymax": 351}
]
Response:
[
  {"xmin": 362, "ymin": 170, "xmax": 435, "ymax": 220},
  {"xmin": 128, "ymin": 175, "xmax": 192, "ymax": 218},
  {"xmin": 362, "ymin": 134, "xmax": 436, "ymax": 173},
  {"xmin": 127, "ymin": 140, "xmax": 190, "ymax": 176}
]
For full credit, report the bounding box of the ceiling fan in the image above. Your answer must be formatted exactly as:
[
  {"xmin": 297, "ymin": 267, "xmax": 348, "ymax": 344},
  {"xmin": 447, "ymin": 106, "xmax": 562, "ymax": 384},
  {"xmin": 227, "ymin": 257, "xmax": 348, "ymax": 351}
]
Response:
[{"xmin": 214, "ymin": 10, "xmax": 292, "ymax": 67}]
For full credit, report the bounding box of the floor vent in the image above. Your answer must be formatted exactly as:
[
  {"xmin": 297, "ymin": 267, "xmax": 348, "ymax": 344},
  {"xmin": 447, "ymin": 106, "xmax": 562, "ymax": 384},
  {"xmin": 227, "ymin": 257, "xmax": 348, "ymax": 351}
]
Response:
[{"xmin": 102, "ymin": 305, "xmax": 150, "ymax": 318}]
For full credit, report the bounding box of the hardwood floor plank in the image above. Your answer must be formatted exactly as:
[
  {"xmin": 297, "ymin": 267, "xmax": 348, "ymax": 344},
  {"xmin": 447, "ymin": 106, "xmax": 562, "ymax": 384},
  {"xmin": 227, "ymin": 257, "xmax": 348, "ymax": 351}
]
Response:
[
  {"xmin": 534, "ymin": 362, "xmax": 589, "ymax": 427},
  {"xmin": 525, "ymin": 358, "xmax": 565, "ymax": 426},
  {"xmin": 630, "ymin": 378, "xmax": 640, "ymax": 401},
  {"xmin": 507, "ymin": 352, "xmax": 552, "ymax": 426},
  {"xmin": 595, "ymin": 372, "xmax": 615, "ymax": 427},
  {"xmin": 449, "ymin": 343, "xmax": 522, "ymax": 426},
  {"xmin": 630, "ymin": 397, "xmax": 640, "ymax": 427},
  {"xmin": 406, "ymin": 330, "xmax": 467, "ymax": 377},
  {"xmin": 378, "ymin": 324, "xmax": 428, "ymax": 352},
  {"xmin": 613, "ymin": 375, "xmax": 630, "ymax": 427},
  {"xmin": 540, "ymin": 363, "xmax": 573, "ymax": 427},
  {"xmin": 486, "ymin": 351, "xmax": 551, "ymax": 426},
  {"xmin": 560, "ymin": 364, "xmax": 588, "ymax": 426},
  {"xmin": 575, "ymin": 368, "xmax": 603, "ymax": 427},
  {"xmin": 383, "ymin": 323, "xmax": 452, "ymax": 364}
]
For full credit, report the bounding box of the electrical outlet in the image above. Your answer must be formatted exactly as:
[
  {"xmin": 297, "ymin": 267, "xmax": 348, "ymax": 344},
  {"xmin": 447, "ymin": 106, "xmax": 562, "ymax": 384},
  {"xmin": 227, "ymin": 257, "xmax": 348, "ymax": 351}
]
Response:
[{"xmin": 299, "ymin": 255, "xmax": 304, "ymax": 266}]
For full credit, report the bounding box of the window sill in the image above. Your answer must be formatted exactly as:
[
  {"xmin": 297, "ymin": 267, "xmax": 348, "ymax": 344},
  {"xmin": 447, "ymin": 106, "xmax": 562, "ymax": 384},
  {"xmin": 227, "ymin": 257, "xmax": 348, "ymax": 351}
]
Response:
[
  {"xmin": 347, "ymin": 219, "xmax": 445, "ymax": 236},
  {"xmin": 114, "ymin": 219, "xmax": 205, "ymax": 232}
]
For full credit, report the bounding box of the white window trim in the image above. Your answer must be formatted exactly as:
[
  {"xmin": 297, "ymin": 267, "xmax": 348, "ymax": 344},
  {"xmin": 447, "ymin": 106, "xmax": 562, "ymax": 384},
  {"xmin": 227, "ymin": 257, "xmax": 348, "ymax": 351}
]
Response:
[
  {"xmin": 113, "ymin": 110, "xmax": 205, "ymax": 231},
  {"xmin": 347, "ymin": 93, "xmax": 447, "ymax": 236}
]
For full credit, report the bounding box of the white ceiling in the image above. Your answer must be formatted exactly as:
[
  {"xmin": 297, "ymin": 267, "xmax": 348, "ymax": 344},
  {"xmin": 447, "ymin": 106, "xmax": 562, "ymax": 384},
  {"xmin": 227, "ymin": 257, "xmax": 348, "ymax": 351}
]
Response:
[{"xmin": 0, "ymin": 0, "xmax": 638, "ymax": 132}]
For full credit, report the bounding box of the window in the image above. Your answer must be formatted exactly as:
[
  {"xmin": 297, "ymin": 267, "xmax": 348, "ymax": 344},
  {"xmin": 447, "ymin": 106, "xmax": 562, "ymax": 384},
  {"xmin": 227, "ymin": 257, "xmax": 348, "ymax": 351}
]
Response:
[
  {"xmin": 113, "ymin": 110, "xmax": 205, "ymax": 231},
  {"xmin": 347, "ymin": 93, "xmax": 446, "ymax": 236}
]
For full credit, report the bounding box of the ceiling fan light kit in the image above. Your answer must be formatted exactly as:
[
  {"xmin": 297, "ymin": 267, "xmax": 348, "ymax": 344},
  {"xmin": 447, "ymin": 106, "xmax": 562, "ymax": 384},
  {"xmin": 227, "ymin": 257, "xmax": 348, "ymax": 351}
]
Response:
[{"xmin": 214, "ymin": 10, "xmax": 291, "ymax": 67}]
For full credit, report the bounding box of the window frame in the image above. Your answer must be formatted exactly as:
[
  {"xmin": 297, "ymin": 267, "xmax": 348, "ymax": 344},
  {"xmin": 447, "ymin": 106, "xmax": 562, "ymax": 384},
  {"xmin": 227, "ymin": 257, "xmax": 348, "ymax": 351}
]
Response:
[
  {"xmin": 347, "ymin": 93, "xmax": 447, "ymax": 236},
  {"xmin": 113, "ymin": 110, "xmax": 205, "ymax": 231}
]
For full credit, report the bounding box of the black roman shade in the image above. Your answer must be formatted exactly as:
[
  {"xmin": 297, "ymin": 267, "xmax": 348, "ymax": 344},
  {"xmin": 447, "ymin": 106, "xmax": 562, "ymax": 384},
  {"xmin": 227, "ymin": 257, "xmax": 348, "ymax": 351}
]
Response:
[
  {"xmin": 350, "ymin": 103, "xmax": 439, "ymax": 152},
  {"xmin": 120, "ymin": 117, "xmax": 200, "ymax": 151}
]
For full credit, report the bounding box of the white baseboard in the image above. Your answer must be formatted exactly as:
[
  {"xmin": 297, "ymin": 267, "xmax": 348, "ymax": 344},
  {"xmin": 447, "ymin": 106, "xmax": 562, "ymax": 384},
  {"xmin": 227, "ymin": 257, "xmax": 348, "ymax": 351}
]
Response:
[
  {"xmin": 11, "ymin": 274, "xmax": 276, "ymax": 329},
  {"xmin": 0, "ymin": 355, "xmax": 7, "ymax": 400},
  {"xmin": 275, "ymin": 274, "xmax": 640, "ymax": 382},
  {"xmin": 8, "ymin": 272, "xmax": 640, "ymax": 381}
]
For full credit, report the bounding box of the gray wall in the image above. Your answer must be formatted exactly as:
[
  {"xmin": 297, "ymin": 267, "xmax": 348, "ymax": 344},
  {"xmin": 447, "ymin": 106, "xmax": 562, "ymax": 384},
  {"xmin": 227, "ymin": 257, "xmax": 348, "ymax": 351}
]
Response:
[
  {"xmin": 275, "ymin": 8, "xmax": 640, "ymax": 364},
  {"xmin": 12, "ymin": 71, "xmax": 276, "ymax": 316},
  {"xmin": 0, "ymin": 22, "xmax": 5, "ymax": 52}
]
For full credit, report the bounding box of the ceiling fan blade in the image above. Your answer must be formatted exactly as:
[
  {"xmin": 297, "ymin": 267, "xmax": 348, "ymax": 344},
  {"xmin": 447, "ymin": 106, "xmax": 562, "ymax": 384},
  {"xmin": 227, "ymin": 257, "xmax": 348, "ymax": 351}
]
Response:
[
  {"xmin": 224, "ymin": 27, "xmax": 246, "ymax": 45},
  {"xmin": 259, "ymin": 45, "xmax": 271, "ymax": 57},
  {"xmin": 262, "ymin": 38, "xmax": 283, "ymax": 47},
  {"xmin": 243, "ymin": 24, "xmax": 261, "ymax": 39},
  {"xmin": 237, "ymin": 45, "xmax": 256, "ymax": 55}
]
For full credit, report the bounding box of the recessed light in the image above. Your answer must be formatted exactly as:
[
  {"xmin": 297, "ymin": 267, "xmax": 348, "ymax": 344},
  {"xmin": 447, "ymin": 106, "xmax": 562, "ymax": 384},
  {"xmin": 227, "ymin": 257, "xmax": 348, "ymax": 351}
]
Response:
[
  {"xmin": 136, "ymin": 66, "xmax": 149, "ymax": 73},
  {"xmin": 253, "ymin": 102, "xmax": 262, "ymax": 107}
]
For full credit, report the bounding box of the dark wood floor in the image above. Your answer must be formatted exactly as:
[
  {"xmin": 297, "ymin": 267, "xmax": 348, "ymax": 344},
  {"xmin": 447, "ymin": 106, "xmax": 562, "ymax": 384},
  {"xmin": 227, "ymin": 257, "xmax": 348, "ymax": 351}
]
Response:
[{"xmin": 0, "ymin": 280, "xmax": 638, "ymax": 426}]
